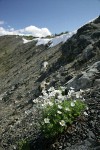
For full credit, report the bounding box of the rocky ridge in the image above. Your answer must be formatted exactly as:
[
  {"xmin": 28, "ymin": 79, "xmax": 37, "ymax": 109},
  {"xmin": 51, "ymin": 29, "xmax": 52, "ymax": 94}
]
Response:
[{"xmin": 0, "ymin": 16, "xmax": 100, "ymax": 150}]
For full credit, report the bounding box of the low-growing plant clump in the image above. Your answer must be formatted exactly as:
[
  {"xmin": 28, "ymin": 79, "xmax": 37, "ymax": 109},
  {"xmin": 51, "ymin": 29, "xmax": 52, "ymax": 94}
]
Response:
[
  {"xmin": 17, "ymin": 139, "xmax": 30, "ymax": 150},
  {"xmin": 33, "ymin": 86, "xmax": 87, "ymax": 138},
  {"xmin": 41, "ymin": 99, "xmax": 86, "ymax": 137}
]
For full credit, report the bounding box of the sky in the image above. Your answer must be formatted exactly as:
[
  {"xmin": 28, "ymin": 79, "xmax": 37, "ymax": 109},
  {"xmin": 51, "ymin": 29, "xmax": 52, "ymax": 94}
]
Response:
[{"xmin": 0, "ymin": 0, "xmax": 100, "ymax": 37}]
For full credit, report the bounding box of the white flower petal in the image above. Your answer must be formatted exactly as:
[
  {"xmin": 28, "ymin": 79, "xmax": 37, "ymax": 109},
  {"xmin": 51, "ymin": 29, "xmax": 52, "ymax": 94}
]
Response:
[
  {"xmin": 84, "ymin": 112, "xmax": 88, "ymax": 116},
  {"xmin": 57, "ymin": 110, "xmax": 62, "ymax": 114},
  {"xmin": 44, "ymin": 118, "xmax": 50, "ymax": 123},
  {"xmin": 58, "ymin": 105, "xmax": 62, "ymax": 109},
  {"xmin": 76, "ymin": 93, "xmax": 80, "ymax": 98},
  {"xmin": 71, "ymin": 102, "xmax": 75, "ymax": 107},
  {"xmin": 48, "ymin": 87, "xmax": 55, "ymax": 92},
  {"xmin": 59, "ymin": 120, "xmax": 66, "ymax": 126},
  {"xmin": 80, "ymin": 89, "xmax": 84, "ymax": 93},
  {"xmin": 33, "ymin": 99, "xmax": 38, "ymax": 103},
  {"xmin": 70, "ymin": 87, "xmax": 74, "ymax": 90},
  {"xmin": 48, "ymin": 101, "xmax": 53, "ymax": 106},
  {"xmin": 65, "ymin": 107, "xmax": 70, "ymax": 111}
]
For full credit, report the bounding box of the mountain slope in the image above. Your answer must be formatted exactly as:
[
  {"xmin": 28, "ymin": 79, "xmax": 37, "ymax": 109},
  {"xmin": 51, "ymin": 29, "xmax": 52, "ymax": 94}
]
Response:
[{"xmin": 0, "ymin": 16, "xmax": 100, "ymax": 150}]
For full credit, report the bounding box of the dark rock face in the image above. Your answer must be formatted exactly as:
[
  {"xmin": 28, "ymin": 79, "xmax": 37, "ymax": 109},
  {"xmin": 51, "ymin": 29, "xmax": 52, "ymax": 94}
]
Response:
[
  {"xmin": 82, "ymin": 44, "xmax": 94, "ymax": 60},
  {"xmin": 0, "ymin": 17, "xmax": 100, "ymax": 150},
  {"xmin": 61, "ymin": 16, "xmax": 100, "ymax": 63}
]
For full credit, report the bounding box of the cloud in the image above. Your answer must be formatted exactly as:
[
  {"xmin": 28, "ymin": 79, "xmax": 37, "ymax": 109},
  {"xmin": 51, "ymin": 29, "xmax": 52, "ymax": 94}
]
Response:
[
  {"xmin": 0, "ymin": 27, "xmax": 22, "ymax": 36},
  {"xmin": 24, "ymin": 26, "xmax": 51, "ymax": 37},
  {"xmin": 0, "ymin": 25, "xmax": 51, "ymax": 37},
  {"xmin": 0, "ymin": 20, "xmax": 4, "ymax": 25}
]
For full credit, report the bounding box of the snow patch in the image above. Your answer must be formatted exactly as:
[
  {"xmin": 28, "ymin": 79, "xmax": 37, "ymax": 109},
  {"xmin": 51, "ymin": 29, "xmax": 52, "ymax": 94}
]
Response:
[
  {"xmin": 36, "ymin": 38, "xmax": 51, "ymax": 46},
  {"xmin": 35, "ymin": 31, "xmax": 77, "ymax": 48},
  {"xmin": 50, "ymin": 31, "xmax": 77, "ymax": 47},
  {"xmin": 22, "ymin": 38, "xmax": 33, "ymax": 44}
]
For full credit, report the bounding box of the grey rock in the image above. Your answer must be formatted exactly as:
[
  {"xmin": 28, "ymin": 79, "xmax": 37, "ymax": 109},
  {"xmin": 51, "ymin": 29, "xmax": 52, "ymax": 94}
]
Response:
[
  {"xmin": 65, "ymin": 61, "xmax": 100, "ymax": 91},
  {"xmin": 65, "ymin": 75, "xmax": 92, "ymax": 91},
  {"xmin": 82, "ymin": 44, "xmax": 94, "ymax": 60},
  {"xmin": 94, "ymin": 79, "xmax": 100, "ymax": 86},
  {"xmin": 88, "ymin": 131, "xmax": 95, "ymax": 139}
]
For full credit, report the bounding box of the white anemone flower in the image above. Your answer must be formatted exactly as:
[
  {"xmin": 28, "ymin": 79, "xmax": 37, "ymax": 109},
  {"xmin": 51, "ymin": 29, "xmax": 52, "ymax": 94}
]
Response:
[
  {"xmin": 43, "ymin": 92, "xmax": 48, "ymax": 97},
  {"xmin": 82, "ymin": 98, "xmax": 85, "ymax": 101},
  {"xmin": 76, "ymin": 93, "xmax": 80, "ymax": 98},
  {"xmin": 42, "ymin": 89, "xmax": 46, "ymax": 94},
  {"xmin": 41, "ymin": 102, "xmax": 47, "ymax": 107},
  {"xmin": 84, "ymin": 112, "xmax": 88, "ymax": 116},
  {"xmin": 76, "ymin": 92, "xmax": 82, "ymax": 98},
  {"xmin": 74, "ymin": 100, "xmax": 76, "ymax": 103},
  {"xmin": 41, "ymin": 104, "xmax": 45, "ymax": 107},
  {"xmin": 39, "ymin": 95, "xmax": 43, "ymax": 98},
  {"xmin": 33, "ymin": 99, "xmax": 38, "ymax": 103},
  {"xmin": 48, "ymin": 87, "xmax": 55, "ymax": 92},
  {"xmin": 76, "ymin": 91, "xmax": 83, "ymax": 98},
  {"xmin": 68, "ymin": 89, "xmax": 75, "ymax": 98},
  {"xmin": 55, "ymin": 90, "xmax": 62, "ymax": 95},
  {"xmin": 57, "ymin": 95, "xmax": 65, "ymax": 100},
  {"xmin": 48, "ymin": 101, "xmax": 53, "ymax": 106},
  {"xmin": 70, "ymin": 87, "xmax": 74, "ymax": 90},
  {"xmin": 49, "ymin": 91, "xmax": 56, "ymax": 97},
  {"xmin": 80, "ymin": 89, "xmax": 84, "ymax": 93},
  {"xmin": 58, "ymin": 100, "xmax": 62, "ymax": 103},
  {"xmin": 71, "ymin": 102, "xmax": 75, "ymax": 107},
  {"xmin": 57, "ymin": 110, "xmax": 62, "ymax": 114},
  {"xmin": 59, "ymin": 120, "xmax": 66, "ymax": 126},
  {"xmin": 60, "ymin": 86, "xmax": 66, "ymax": 91},
  {"xmin": 44, "ymin": 118, "xmax": 50, "ymax": 123},
  {"xmin": 58, "ymin": 105, "xmax": 62, "ymax": 109},
  {"xmin": 65, "ymin": 107, "xmax": 70, "ymax": 111},
  {"xmin": 70, "ymin": 89, "xmax": 75, "ymax": 94}
]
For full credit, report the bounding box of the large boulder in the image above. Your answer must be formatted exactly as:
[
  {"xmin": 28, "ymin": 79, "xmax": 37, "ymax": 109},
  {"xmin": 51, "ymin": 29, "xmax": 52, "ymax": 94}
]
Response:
[
  {"xmin": 65, "ymin": 61, "xmax": 100, "ymax": 91},
  {"xmin": 82, "ymin": 44, "xmax": 94, "ymax": 60}
]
